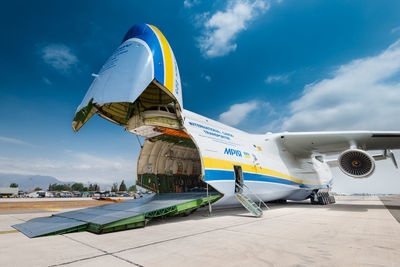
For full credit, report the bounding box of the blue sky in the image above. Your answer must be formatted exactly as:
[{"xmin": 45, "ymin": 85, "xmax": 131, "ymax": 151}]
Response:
[{"xmin": 1, "ymin": 0, "xmax": 400, "ymax": 192}]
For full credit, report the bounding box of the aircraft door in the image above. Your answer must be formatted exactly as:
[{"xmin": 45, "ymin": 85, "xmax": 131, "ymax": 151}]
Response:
[{"xmin": 234, "ymin": 165, "xmax": 243, "ymax": 193}]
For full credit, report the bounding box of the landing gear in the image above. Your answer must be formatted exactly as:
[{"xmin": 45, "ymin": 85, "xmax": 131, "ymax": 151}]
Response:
[{"xmin": 310, "ymin": 190, "xmax": 335, "ymax": 205}]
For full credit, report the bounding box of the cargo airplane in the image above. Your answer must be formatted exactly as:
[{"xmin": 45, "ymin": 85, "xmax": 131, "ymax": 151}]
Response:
[{"xmin": 73, "ymin": 24, "xmax": 400, "ymax": 209}]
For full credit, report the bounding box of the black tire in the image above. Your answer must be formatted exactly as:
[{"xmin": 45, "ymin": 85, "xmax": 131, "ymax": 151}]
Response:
[
  {"xmin": 324, "ymin": 193, "xmax": 329, "ymax": 205},
  {"xmin": 310, "ymin": 197, "xmax": 317, "ymax": 205}
]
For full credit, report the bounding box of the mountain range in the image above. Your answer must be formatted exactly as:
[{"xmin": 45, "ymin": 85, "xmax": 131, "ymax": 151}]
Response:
[{"xmin": 0, "ymin": 173, "xmax": 111, "ymax": 191}]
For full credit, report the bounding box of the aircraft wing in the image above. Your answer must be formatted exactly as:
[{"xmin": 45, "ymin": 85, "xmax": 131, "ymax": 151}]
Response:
[{"xmin": 278, "ymin": 131, "xmax": 400, "ymax": 157}]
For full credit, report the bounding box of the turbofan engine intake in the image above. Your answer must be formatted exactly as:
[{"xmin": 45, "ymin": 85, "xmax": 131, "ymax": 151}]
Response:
[{"xmin": 338, "ymin": 149, "xmax": 375, "ymax": 178}]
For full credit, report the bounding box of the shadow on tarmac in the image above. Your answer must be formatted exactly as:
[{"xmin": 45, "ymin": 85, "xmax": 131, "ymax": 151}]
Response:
[{"xmin": 148, "ymin": 196, "xmax": 400, "ymax": 228}]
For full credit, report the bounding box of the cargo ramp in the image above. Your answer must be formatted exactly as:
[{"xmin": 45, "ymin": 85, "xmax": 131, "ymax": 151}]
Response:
[{"xmin": 13, "ymin": 192, "xmax": 221, "ymax": 238}]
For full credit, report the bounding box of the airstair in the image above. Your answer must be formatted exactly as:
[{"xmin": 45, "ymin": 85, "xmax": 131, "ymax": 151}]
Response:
[{"xmin": 235, "ymin": 183, "xmax": 269, "ymax": 217}]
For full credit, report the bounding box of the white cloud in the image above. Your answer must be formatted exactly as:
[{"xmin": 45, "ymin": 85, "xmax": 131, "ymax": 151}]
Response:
[
  {"xmin": 281, "ymin": 39, "xmax": 400, "ymax": 131},
  {"xmin": 40, "ymin": 43, "xmax": 78, "ymax": 73},
  {"xmin": 184, "ymin": 0, "xmax": 199, "ymax": 8},
  {"xmin": 0, "ymin": 152, "xmax": 136, "ymax": 184},
  {"xmin": 276, "ymin": 40, "xmax": 400, "ymax": 194},
  {"xmin": 219, "ymin": 101, "xmax": 260, "ymax": 126},
  {"xmin": 391, "ymin": 26, "xmax": 400, "ymax": 34},
  {"xmin": 201, "ymin": 73, "xmax": 212, "ymax": 82},
  {"xmin": 197, "ymin": 0, "xmax": 270, "ymax": 58},
  {"xmin": 0, "ymin": 136, "xmax": 31, "ymax": 146},
  {"xmin": 265, "ymin": 74, "xmax": 290, "ymax": 84}
]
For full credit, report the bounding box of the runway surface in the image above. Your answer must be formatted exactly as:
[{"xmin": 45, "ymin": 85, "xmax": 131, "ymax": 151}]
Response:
[
  {"xmin": 0, "ymin": 199, "xmax": 109, "ymax": 214},
  {"xmin": 379, "ymin": 196, "xmax": 400, "ymax": 223},
  {"xmin": 0, "ymin": 198, "xmax": 117, "ymax": 214},
  {"xmin": 0, "ymin": 196, "xmax": 399, "ymax": 266}
]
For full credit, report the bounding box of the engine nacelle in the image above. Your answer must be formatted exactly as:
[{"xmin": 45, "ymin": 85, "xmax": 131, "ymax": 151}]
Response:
[{"xmin": 338, "ymin": 149, "xmax": 375, "ymax": 178}]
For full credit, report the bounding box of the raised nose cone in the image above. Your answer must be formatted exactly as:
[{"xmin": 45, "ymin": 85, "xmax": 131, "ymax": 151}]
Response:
[{"xmin": 72, "ymin": 24, "xmax": 183, "ymax": 134}]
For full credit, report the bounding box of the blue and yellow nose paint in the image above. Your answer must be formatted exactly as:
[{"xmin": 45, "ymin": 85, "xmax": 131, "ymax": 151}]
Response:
[{"xmin": 122, "ymin": 24, "xmax": 175, "ymax": 94}]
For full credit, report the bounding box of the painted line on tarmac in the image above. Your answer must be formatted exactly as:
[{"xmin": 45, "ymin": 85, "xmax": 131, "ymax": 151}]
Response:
[
  {"xmin": 50, "ymin": 235, "xmax": 144, "ymax": 267},
  {"xmin": 0, "ymin": 230, "xmax": 19, "ymax": 234},
  {"xmin": 0, "ymin": 204, "xmax": 106, "ymax": 210}
]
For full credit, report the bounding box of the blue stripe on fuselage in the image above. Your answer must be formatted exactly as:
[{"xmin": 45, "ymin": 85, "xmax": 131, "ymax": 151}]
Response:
[
  {"xmin": 121, "ymin": 24, "xmax": 164, "ymax": 85},
  {"xmin": 204, "ymin": 169, "xmax": 329, "ymax": 189}
]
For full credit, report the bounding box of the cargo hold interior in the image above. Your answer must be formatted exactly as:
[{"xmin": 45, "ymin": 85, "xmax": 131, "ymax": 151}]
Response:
[{"xmin": 136, "ymin": 134, "xmax": 212, "ymax": 194}]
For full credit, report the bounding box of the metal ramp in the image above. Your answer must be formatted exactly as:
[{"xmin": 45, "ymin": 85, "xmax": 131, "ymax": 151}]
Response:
[
  {"xmin": 235, "ymin": 183, "xmax": 269, "ymax": 217},
  {"xmin": 13, "ymin": 192, "xmax": 221, "ymax": 238},
  {"xmin": 12, "ymin": 216, "xmax": 88, "ymax": 238}
]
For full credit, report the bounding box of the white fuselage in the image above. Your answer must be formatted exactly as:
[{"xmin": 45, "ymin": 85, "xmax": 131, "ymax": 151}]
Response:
[{"xmin": 181, "ymin": 109, "xmax": 333, "ymax": 205}]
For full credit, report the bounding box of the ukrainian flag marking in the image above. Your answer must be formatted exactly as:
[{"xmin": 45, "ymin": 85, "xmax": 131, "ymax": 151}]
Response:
[{"xmin": 148, "ymin": 25, "xmax": 174, "ymax": 93}]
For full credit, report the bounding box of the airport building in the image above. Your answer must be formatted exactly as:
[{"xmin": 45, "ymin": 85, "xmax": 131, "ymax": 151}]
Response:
[{"xmin": 0, "ymin": 187, "xmax": 18, "ymax": 198}]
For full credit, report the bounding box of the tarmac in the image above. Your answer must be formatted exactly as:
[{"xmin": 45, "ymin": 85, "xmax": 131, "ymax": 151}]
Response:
[
  {"xmin": 0, "ymin": 196, "xmax": 399, "ymax": 266},
  {"xmin": 0, "ymin": 198, "xmax": 110, "ymax": 214}
]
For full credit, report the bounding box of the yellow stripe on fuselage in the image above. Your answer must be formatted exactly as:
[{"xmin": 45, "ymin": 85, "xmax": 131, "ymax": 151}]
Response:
[
  {"xmin": 202, "ymin": 157, "xmax": 323, "ymax": 185},
  {"xmin": 149, "ymin": 25, "xmax": 174, "ymax": 93}
]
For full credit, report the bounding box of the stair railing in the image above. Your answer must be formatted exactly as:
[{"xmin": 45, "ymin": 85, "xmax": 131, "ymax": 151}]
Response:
[{"xmin": 235, "ymin": 182, "xmax": 270, "ymax": 210}]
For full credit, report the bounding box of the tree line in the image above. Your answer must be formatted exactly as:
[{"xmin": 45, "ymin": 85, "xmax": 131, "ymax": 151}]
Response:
[
  {"xmin": 46, "ymin": 180, "xmax": 136, "ymax": 192},
  {"xmin": 111, "ymin": 180, "xmax": 136, "ymax": 192},
  {"xmin": 48, "ymin": 183, "xmax": 100, "ymax": 192}
]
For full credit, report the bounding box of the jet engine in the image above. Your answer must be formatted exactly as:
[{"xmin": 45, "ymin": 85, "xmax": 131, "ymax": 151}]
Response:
[{"xmin": 338, "ymin": 149, "xmax": 375, "ymax": 178}]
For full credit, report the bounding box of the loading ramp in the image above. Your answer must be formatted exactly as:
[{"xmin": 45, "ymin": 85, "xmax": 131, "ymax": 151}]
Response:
[{"xmin": 13, "ymin": 192, "xmax": 221, "ymax": 238}]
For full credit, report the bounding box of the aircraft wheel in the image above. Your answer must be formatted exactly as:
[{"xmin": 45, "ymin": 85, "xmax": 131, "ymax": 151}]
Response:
[
  {"xmin": 325, "ymin": 193, "xmax": 330, "ymax": 205},
  {"xmin": 322, "ymin": 193, "xmax": 327, "ymax": 205},
  {"xmin": 318, "ymin": 195, "xmax": 324, "ymax": 205},
  {"xmin": 310, "ymin": 196, "xmax": 317, "ymax": 205}
]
